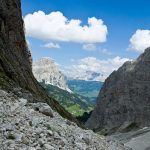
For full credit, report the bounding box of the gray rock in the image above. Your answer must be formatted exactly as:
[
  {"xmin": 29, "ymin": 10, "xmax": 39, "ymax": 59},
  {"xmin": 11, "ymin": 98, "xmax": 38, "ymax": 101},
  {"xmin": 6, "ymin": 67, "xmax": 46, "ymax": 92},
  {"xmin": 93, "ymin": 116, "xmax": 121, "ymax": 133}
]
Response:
[
  {"xmin": 86, "ymin": 48, "xmax": 150, "ymax": 133},
  {"xmin": 0, "ymin": 90, "xmax": 7, "ymax": 97},
  {"xmin": 19, "ymin": 98, "xmax": 27, "ymax": 107},
  {"xmin": 33, "ymin": 103, "xmax": 53, "ymax": 117},
  {"xmin": 47, "ymin": 130, "xmax": 53, "ymax": 136},
  {"xmin": 28, "ymin": 147, "xmax": 37, "ymax": 150},
  {"xmin": 44, "ymin": 144, "xmax": 55, "ymax": 150}
]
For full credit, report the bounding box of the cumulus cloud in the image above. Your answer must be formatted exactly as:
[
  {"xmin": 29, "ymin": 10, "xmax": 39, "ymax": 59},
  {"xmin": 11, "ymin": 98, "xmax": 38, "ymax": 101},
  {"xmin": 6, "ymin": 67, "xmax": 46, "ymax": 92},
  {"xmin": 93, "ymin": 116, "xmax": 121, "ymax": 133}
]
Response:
[
  {"xmin": 82, "ymin": 44, "xmax": 96, "ymax": 51},
  {"xmin": 24, "ymin": 11, "xmax": 108, "ymax": 43},
  {"xmin": 63, "ymin": 56, "xmax": 131, "ymax": 81},
  {"xmin": 129, "ymin": 29, "xmax": 150, "ymax": 52},
  {"xmin": 42, "ymin": 42, "xmax": 60, "ymax": 49}
]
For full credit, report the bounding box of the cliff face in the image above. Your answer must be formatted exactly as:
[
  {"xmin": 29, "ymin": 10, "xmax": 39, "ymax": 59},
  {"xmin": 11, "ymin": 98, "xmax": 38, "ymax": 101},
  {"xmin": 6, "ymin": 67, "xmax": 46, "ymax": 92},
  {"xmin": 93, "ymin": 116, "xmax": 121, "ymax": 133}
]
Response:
[
  {"xmin": 0, "ymin": 0, "xmax": 81, "ymax": 126},
  {"xmin": 0, "ymin": 0, "xmax": 36, "ymax": 91},
  {"xmin": 33, "ymin": 57, "xmax": 71, "ymax": 92},
  {"xmin": 86, "ymin": 48, "xmax": 150, "ymax": 132}
]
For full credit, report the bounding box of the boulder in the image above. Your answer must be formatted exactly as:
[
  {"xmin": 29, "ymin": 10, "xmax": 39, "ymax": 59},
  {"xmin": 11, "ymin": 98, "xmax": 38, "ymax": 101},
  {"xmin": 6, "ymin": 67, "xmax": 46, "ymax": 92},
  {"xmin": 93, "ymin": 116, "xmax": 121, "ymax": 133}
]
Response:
[{"xmin": 33, "ymin": 102, "xmax": 53, "ymax": 117}]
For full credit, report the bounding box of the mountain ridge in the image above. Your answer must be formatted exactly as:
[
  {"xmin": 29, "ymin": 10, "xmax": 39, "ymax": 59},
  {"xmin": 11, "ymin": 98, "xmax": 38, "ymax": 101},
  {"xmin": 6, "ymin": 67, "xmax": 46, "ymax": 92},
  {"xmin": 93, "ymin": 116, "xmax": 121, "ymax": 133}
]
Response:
[{"xmin": 86, "ymin": 47, "xmax": 150, "ymax": 133}]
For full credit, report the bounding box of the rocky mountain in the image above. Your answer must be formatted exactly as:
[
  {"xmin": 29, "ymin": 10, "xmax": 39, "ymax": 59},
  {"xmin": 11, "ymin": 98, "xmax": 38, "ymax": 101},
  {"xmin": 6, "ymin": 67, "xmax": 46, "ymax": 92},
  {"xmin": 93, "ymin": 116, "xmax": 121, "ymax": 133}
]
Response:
[
  {"xmin": 33, "ymin": 57, "xmax": 71, "ymax": 92},
  {"xmin": 0, "ymin": 0, "xmax": 131, "ymax": 149},
  {"xmin": 86, "ymin": 48, "xmax": 150, "ymax": 134}
]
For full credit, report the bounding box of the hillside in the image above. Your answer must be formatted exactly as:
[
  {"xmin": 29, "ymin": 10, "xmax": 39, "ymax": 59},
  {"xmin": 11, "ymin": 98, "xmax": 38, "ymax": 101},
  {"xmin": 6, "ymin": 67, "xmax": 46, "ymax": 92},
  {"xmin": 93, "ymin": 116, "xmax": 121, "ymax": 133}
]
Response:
[
  {"xmin": 40, "ymin": 82, "xmax": 93, "ymax": 116},
  {"xmin": 68, "ymin": 80, "xmax": 103, "ymax": 104},
  {"xmin": 86, "ymin": 48, "xmax": 150, "ymax": 134},
  {"xmin": 0, "ymin": 89, "xmax": 129, "ymax": 149}
]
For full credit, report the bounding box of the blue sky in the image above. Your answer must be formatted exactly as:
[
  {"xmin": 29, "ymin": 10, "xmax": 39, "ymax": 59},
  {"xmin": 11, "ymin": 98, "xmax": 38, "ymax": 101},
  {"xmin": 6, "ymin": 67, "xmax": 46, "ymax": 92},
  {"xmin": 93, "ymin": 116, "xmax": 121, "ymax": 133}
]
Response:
[{"xmin": 21, "ymin": 0, "xmax": 150, "ymax": 80}]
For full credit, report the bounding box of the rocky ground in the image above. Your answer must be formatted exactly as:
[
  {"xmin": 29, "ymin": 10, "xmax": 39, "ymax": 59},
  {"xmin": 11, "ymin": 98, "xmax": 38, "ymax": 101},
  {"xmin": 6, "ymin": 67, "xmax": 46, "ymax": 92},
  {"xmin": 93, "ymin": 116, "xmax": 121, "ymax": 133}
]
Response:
[
  {"xmin": 108, "ymin": 127, "xmax": 150, "ymax": 150},
  {"xmin": 0, "ymin": 89, "xmax": 130, "ymax": 150}
]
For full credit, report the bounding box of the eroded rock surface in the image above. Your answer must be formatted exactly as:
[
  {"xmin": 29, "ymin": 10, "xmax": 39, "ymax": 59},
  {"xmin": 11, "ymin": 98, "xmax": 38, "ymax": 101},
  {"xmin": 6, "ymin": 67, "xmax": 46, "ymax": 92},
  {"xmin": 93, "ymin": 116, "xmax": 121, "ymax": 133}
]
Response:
[
  {"xmin": 33, "ymin": 57, "xmax": 71, "ymax": 92},
  {"xmin": 86, "ymin": 48, "xmax": 150, "ymax": 133}
]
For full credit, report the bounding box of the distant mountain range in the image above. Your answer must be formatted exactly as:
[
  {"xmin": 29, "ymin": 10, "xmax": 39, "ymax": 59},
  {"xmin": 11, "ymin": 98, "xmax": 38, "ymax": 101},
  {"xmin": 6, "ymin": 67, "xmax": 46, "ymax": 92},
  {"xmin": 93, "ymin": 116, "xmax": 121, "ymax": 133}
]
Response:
[{"xmin": 67, "ymin": 70, "xmax": 104, "ymax": 81}]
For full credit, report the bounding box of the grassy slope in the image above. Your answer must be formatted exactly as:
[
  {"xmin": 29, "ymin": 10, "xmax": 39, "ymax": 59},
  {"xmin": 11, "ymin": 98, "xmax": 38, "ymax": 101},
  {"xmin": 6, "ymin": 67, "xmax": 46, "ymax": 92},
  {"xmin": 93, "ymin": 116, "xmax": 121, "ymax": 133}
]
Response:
[{"xmin": 40, "ymin": 82, "xmax": 93, "ymax": 116}]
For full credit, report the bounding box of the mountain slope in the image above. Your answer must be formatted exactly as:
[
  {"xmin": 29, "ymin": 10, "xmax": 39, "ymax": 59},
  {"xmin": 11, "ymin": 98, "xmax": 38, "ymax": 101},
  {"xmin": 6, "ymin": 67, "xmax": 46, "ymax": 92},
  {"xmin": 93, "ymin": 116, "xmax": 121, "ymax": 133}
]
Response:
[
  {"xmin": 0, "ymin": 89, "xmax": 130, "ymax": 150},
  {"xmin": 68, "ymin": 80, "xmax": 103, "ymax": 104},
  {"xmin": 86, "ymin": 48, "xmax": 150, "ymax": 133},
  {"xmin": 40, "ymin": 82, "xmax": 93, "ymax": 116},
  {"xmin": 0, "ymin": 0, "xmax": 82, "ymax": 127}
]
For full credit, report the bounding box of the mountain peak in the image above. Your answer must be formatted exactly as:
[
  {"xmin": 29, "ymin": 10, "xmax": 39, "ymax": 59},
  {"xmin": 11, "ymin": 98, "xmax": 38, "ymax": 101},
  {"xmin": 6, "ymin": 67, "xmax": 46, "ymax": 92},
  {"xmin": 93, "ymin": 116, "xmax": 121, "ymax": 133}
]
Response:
[{"xmin": 33, "ymin": 57, "xmax": 71, "ymax": 92}]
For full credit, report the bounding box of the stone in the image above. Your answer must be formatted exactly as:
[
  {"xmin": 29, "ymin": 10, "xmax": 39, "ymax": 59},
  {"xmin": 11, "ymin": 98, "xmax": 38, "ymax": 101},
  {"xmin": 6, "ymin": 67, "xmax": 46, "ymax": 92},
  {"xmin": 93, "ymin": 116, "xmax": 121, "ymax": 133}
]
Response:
[
  {"xmin": 28, "ymin": 147, "xmax": 37, "ymax": 150},
  {"xmin": 0, "ymin": 90, "xmax": 7, "ymax": 97},
  {"xmin": 15, "ymin": 133, "xmax": 23, "ymax": 142},
  {"xmin": 47, "ymin": 130, "xmax": 53, "ymax": 136},
  {"xmin": 82, "ymin": 137, "xmax": 90, "ymax": 145},
  {"xmin": 44, "ymin": 144, "xmax": 55, "ymax": 150},
  {"xmin": 33, "ymin": 103, "xmax": 53, "ymax": 117},
  {"xmin": 21, "ymin": 135, "xmax": 30, "ymax": 145},
  {"xmin": 19, "ymin": 98, "xmax": 27, "ymax": 107}
]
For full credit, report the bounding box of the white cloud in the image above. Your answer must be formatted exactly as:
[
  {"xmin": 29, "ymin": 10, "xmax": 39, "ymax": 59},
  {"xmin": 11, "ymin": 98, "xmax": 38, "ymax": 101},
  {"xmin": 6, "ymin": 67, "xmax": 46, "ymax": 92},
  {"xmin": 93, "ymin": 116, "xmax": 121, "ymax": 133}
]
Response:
[
  {"xmin": 82, "ymin": 44, "xmax": 96, "ymax": 51},
  {"xmin": 24, "ymin": 11, "xmax": 108, "ymax": 44},
  {"xmin": 129, "ymin": 29, "xmax": 150, "ymax": 52},
  {"xmin": 42, "ymin": 42, "xmax": 60, "ymax": 49},
  {"xmin": 99, "ymin": 48, "xmax": 112, "ymax": 55},
  {"xmin": 63, "ymin": 56, "xmax": 131, "ymax": 81}
]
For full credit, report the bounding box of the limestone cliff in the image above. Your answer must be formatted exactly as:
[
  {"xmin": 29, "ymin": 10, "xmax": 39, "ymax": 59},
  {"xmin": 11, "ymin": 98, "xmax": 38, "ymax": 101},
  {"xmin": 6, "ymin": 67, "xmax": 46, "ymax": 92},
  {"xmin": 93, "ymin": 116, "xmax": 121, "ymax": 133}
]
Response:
[
  {"xmin": 33, "ymin": 57, "xmax": 71, "ymax": 92},
  {"xmin": 86, "ymin": 48, "xmax": 150, "ymax": 133}
]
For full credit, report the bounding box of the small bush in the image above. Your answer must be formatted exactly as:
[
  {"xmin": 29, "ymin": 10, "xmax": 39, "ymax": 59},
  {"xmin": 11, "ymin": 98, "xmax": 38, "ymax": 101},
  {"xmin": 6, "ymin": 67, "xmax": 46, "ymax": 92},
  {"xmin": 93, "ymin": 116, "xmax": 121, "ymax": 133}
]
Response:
[{"xmin": 7, "ymin": 133, "xmax": 16, "ymax": 140}]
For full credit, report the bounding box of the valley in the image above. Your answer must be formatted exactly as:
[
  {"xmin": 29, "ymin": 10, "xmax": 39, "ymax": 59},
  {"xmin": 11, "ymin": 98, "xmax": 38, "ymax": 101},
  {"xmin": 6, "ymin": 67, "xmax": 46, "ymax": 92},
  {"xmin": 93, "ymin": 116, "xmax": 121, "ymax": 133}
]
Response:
[
  {"xmin": 0, "ymin": 0, "xmax": 150, "ymax": 149},
  {"xmin": 33, "ymin": 57, "xmax": 103, "ymax": 117},
  {"xmin": 40, "ymin": 81, "xmax": 94, "ymax": 116},
  {"xmin": 68, "ymin": 79, "xmax": 103, "ymax": 104}
]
